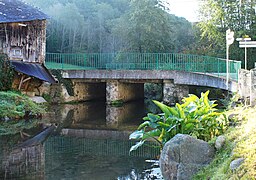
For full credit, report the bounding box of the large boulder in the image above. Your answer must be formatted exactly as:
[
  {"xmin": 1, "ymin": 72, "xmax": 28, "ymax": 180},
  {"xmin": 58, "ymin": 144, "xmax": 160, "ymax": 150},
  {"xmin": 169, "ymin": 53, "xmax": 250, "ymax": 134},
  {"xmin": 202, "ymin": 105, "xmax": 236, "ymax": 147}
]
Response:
[{"xmin": 159, "ymin": 134, "xmax": 215, "ymax": 180}]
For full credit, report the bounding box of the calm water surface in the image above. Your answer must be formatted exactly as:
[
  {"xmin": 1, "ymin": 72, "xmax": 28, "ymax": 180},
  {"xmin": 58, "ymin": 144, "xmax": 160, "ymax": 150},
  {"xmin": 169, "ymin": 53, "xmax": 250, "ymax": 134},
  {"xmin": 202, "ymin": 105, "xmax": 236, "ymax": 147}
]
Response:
[{"xmin": 0, "ymin": 100, "xmax": 163, "ymax": 179}]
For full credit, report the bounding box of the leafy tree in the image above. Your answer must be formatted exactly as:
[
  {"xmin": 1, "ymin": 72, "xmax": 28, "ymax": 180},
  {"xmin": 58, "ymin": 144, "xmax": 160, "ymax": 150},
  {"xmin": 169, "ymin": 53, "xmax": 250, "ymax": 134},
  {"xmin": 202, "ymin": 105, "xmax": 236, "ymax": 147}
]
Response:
[
  {"xmin": 125, "ymin": 0, "xmax": 174, "ymax": 52},
  {"xmin": 197, "ymin": 0, "xmax": 256, "ymax": 68}
]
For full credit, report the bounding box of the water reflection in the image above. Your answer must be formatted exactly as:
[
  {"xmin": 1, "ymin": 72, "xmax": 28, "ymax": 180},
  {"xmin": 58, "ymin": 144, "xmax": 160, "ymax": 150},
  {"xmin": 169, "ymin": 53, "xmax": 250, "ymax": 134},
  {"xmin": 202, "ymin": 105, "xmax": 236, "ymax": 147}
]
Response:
[
  {"xmin": 0, "ymin": 100, "xmax": 163, "ymax": 179},
  {"xmin": 45, "ymin": 136, "xmax": 161, "ymax": 180},
  {"xmin": 0, "ymin": 139, "xmax": 45, "ymax": 180},
  {"xmin": 44, "ymin": 100, "xmax": 163, "ymax": 179},
  {"xmin": 49, "ymin": 99, "xmax": 159, "ymax": 131}
]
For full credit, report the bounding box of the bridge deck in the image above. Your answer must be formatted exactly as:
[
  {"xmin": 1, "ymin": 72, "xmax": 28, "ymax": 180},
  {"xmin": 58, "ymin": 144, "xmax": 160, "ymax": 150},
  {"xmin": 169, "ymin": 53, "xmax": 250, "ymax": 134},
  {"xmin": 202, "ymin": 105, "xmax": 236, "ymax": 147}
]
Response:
[{"xmin": 61, "ymin": 69, "xmax": 238, "ymax": 92}]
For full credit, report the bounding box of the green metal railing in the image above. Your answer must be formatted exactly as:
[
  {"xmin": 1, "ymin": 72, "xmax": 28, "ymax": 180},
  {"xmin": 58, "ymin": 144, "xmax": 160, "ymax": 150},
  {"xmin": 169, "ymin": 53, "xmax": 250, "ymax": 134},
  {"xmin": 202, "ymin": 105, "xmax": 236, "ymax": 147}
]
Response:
[{"xmin": 45, "ymin": 53, "xmax": 241, "ymax": 80}]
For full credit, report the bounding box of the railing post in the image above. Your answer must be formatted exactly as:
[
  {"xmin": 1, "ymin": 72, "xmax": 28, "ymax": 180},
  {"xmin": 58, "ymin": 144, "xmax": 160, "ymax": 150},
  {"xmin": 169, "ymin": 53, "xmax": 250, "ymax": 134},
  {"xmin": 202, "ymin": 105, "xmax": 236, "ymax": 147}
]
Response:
[
  {"xmin": 83, "ymin": 53, "xmax": 87, "ymax": 69},
  {"xmin": 156, "ymin": 53, "xmax": 159, "ymax": 70},
  {"xmin": 61, "ymin": 53, "xmax": 64, "ymax": 70},
  {"xmin": 203, "ymin": 56, "xmax": 206, "ymax": 74},
  {"xmin": 217, "ymin": 58, "xmax": 220, "ymax": 77}
]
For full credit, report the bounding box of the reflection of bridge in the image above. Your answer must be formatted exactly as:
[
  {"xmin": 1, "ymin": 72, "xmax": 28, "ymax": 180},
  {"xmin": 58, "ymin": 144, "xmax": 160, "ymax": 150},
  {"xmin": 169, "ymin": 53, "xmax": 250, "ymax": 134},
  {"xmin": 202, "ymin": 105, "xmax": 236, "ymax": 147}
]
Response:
[
  {"xmin": 45, "ymin": 136, "xmax": 159, "ymax": 158},
  {"xmin": 45, "ymin": 53, "xmax": 241, "ymax": 104},
  {"xmin": 0, "ymin": 135, "xmax": 159, "ymax": 179}
]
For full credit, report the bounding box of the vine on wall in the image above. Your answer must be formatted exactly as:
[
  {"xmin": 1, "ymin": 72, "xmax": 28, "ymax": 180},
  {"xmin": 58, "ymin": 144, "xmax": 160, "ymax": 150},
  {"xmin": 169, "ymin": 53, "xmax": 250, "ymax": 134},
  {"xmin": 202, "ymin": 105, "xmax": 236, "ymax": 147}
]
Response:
[
  {"xmin": 50, "ymin": 69, "xmax": 74, "ymax": 96},
  {"xmin": 0, "ymin": 54, "xmax": 14, "ymax": 91}
]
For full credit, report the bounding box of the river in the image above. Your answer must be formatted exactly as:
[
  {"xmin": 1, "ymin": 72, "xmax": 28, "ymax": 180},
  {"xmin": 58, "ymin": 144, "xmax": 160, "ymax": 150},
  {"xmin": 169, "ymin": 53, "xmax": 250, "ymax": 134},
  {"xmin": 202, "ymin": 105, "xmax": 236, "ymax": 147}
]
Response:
[{"xmin": 0, "ymin": 100, "xmax": 163, "ymax": 179}]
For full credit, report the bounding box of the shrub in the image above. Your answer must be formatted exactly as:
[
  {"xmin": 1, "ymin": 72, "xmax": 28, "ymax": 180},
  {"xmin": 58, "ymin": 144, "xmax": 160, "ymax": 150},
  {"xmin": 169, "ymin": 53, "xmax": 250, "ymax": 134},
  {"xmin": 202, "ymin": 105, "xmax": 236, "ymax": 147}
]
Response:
[
  {"xmin": 0, "ymin": 54, "xmax": 14, "ymax": 91},
  {"xmin": 0, "ymin": 91, "xmax": 45, "ymax": 119},
  {"xmin": 129, "ymin": 91, "xmax": 227, "ymax": 152}
]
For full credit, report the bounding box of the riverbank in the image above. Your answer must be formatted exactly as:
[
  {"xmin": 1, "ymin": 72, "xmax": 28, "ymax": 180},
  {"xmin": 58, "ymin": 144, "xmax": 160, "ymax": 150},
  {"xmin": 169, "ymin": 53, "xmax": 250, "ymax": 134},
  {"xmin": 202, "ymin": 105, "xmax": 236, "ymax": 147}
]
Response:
[
  {"xmin": 194, "ymin": 105, "xmax": 256, "ymax": 179},
  {"xmin": 0, "ymin": 91, "xmax": 45, "ymax": 135}
]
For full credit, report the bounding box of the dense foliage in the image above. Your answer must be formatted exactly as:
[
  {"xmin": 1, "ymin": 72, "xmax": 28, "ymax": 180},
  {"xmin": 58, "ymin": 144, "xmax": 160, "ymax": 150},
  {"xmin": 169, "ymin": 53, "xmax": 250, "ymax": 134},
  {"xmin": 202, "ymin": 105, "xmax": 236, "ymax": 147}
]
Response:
[
  {"xmin": 0, "ymin": 119, "xmax": 42, "ymax": 136},
  {"xmin": 23, "ymin": 0, "xmax": 195, "ymax": 53},
  {"xmin": 194, "ymin": 0, "xmax": 256, "ymax": 68},
  {"xmin": 130, "ymin": 91, "xmax": 227, "ymax": 151},
  {"xmin": 0, "ymin": 54, "xmax": 14, "ymax": 91},
  {"xmin": 0, "ymin": 91, "xmax": 45, "ymax": 119}
]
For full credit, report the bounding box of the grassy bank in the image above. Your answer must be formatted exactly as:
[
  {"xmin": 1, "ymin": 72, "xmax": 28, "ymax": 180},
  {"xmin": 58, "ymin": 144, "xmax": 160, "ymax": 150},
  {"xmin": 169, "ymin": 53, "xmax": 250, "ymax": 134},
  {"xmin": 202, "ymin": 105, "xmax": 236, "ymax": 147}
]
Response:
[
  {"xmin": 194, "ymin": 106, "xmax": 256, "ymax": 179},
  {"xmin": 0, "ymin": 91, "xmax": 45, "ymax": 135}
]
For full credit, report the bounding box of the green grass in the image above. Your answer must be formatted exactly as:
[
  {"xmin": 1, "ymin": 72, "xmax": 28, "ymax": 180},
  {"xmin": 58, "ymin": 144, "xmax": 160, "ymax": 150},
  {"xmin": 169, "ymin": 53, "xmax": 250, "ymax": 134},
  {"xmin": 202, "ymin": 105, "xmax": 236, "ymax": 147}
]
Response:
[
  {"xmin": 194, "ymin": 106, "xmax": 256, "ymax": 179},
  {"xmin": 45, "ymin": 62, "xmax": 96, "ymax": 70}
]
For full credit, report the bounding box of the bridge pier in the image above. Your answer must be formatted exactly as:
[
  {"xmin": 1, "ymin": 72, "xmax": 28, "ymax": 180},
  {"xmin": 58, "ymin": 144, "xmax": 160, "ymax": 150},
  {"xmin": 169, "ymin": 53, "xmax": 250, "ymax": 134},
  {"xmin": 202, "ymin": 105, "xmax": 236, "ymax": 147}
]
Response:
[
  {"xmin": 106, "ymin": 80, "xmax": 144, "ymax": 104},
  {"xmin": 163, "ymin": 80, "xmax": 189, "ymax": 105},
  {"xmin": 72, "ymin": 80, "xmax": 105, "ymax": 102}
]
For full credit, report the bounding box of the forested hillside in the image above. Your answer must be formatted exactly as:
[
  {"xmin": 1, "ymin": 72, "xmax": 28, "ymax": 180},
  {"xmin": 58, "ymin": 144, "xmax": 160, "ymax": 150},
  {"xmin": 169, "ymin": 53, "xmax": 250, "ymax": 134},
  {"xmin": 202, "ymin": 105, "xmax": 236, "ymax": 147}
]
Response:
[
  {"xmin": 24, "ymin": 0, "xmax": 195, "ymax": 53},
  {"xmin": 24, "ymin": 0, "xmax": 256, "ymax": 69}
]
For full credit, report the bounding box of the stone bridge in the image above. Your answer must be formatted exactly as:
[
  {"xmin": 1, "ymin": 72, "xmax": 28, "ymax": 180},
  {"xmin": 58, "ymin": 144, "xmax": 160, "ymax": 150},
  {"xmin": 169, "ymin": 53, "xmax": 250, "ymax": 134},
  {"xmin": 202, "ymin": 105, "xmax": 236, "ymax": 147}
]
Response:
[
  {"xmin": 59, "ymin": 69, "xmax": 238, "ymax": 105},
  {"xmin": 45, "ymin": 53, "xmax": 240, "ymax": 104}
]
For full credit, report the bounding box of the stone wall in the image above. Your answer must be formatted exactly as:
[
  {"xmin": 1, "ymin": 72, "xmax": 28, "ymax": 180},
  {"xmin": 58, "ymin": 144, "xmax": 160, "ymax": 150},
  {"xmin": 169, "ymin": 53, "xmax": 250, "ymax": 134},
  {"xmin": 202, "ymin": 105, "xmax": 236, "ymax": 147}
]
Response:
[
  {"xmin": 250, "ymin": 69, "xmax": 256, "ymax": 105},
  {"xmin": 238, "ymin": 69, "xmax": 256, "ymax": 106},
  {"xmin": 238, "ymin": 69, "xmax": 250, "ymax": 99}
]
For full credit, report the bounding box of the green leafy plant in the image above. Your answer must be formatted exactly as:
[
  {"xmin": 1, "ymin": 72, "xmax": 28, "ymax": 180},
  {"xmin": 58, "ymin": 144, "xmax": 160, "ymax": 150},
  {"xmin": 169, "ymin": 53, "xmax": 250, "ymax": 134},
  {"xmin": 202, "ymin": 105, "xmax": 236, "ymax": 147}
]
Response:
[
  {"xmin": 0, "ymin": 54, "xmax": 14, "ymax": 91},
  {"xmin": 0, "ymin": 91, "xmax": 45, "ymax": 119},
  {"xmin": 129, "ymin": 91, "xmax": 227, "ymax": 152}
]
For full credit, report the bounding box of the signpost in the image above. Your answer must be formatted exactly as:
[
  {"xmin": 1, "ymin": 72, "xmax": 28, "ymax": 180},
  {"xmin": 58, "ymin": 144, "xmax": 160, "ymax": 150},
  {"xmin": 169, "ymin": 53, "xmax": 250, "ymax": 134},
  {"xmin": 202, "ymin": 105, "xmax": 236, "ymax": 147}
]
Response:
[
  {"xmin": 226, "ymin": 29, "xmax": 234, "ymax": 90},
  {"xmin": 237, "ymin": 37, "xmax": 252, "ymax": 70}
]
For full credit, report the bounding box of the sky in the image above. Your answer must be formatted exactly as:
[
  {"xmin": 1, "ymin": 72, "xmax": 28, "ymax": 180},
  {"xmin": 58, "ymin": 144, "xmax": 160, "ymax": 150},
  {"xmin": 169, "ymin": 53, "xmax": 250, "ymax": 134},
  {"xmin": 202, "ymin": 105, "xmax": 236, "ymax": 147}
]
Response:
[{"xmin": 165, "ymin": 0, "xmax": 201, "ymax": 22}]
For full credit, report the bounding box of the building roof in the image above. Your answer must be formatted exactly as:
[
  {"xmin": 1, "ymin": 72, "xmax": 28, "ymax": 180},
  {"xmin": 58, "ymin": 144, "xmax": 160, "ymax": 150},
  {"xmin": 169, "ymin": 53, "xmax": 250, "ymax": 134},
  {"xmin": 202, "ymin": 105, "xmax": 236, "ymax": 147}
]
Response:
[
  {"xmin": 11, "ymin": 61, "xmax": 56, "ymax": 83},
  {"xmin": 0, "ymin": 0, "xmax": 48, "ymax": 23}
]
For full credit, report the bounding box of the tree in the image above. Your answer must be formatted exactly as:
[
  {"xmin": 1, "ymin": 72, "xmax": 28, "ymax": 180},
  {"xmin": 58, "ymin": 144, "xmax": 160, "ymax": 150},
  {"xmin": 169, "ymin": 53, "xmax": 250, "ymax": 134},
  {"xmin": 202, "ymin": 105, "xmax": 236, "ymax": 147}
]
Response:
[
  {"xmin": 22, "ymin": 0, "xmax": 196, "ymax": 54},
  {"xmin": 197, "ymin": 0, "xmax": 256, "ymax": 67},
  {"xmin": 125, "ymin": 0, "xmax": 174, "ymax": 52}
]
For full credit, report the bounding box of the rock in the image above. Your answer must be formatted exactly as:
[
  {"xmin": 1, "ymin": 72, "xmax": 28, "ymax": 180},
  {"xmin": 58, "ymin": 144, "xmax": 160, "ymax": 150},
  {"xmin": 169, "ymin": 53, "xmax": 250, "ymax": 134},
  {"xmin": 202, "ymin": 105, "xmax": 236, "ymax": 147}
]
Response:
[
  {"xmin": 215, "ymin": 135, "xmax": 226, "ymax": 150},
  {"xmin": 30, "ymin": 96, "xmax": 47, "ymax": 104},
  {"xmin": 4, "ymin": 116, "xmax": 10, "ymax": 121},
  {"xmin": 228, "ymin": 113, "xmax": 237, "ymax": 121},
  {"xmin": 159, "ymin": 134, "xmax": 215, "ymax": 180},
  {"xmin": 228, "ymin": 113, "xmax": 238, "ymax": 126},
  {"xmin": 230, "ymin": 158, "xmax": 245, "ymax": 171}
]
